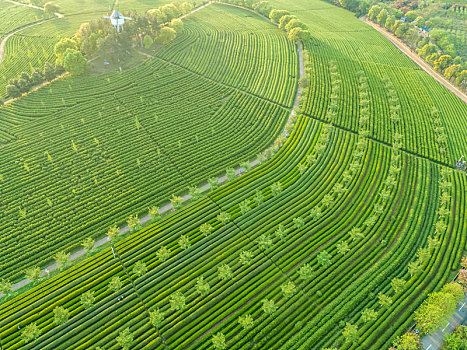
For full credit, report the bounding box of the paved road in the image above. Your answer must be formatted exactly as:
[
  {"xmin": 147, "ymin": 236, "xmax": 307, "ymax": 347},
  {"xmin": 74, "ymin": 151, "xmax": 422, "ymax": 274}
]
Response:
[
  {"xmin": 422, "ymin": 294, "xmax": 467, "ymax": 349},
  {"xmin": 362, "ymin": 18, "xmax": 467, "ymax": 104}
]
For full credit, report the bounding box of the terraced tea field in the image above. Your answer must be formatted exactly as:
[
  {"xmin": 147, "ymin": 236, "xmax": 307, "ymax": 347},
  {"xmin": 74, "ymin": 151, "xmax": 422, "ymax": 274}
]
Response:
[
  {"xmin": 0, "ymin": 4, "xmax": 298, "ymax": 280},
  {"xmin": 0, "ymin": 0, "xmax": 466, "ymax": 349}
]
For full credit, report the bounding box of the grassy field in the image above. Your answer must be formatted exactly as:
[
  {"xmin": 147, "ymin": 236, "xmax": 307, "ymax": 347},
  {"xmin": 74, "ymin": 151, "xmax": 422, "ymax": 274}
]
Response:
[{"xmin": 0, "ymin": 0, "xmax": 466, "ymax": 349}]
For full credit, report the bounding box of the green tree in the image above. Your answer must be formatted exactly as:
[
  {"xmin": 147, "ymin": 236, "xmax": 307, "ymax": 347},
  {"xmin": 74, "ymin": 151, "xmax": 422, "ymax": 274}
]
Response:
[
  {"xmin": 293, "ymin": 217, "xmax": 305, "ymax": 229},
  {"xmin": 161, "ymin": 3, "xmax": 180, "ymax": 21},
  {"xmin": 188, "ymin": 186, "xmax": 200, "ymax": 199},
  {"xmin": 127, "ymin": 214, "xmax": 140, "ymax": 230},
  {"xmin": 116, "ymin": 328, "xmax": 134, "ymax": 350},
  {"xmin": 253, "ymin": 189, "xmax": 265, "ymax": 206},
  {"xmin": 157, "ymin": 246, "xmax": 171, "ymax": 262},
  {"xmin": 55, "ymin": 251, "xmax": 70, "ymax": 269},
  {"xmin": 24, "ymin": 266, "xmax": 42, "ymax": 284},
  {"xmin": 433, "ymin": 55, "xmax": 452, "ymax": 72},
  {"xmin": 200, "ymin": 222, "xmax": 214, "ymax": 237},
  {"xmin": 217, "ymin": 211, "xmax": 231, "ymax": 226},
  {"xmin": 170, "ymin": 194, "xmax": 183, "ymax": 208},
  {"xmin": 392, "ymin": 332, "xmax": 423, "ymax": 350},
  {"xmin": 309, "ymin": 206, "xmax": 322, "ymax": 221},
  {"xmin": 44, "ymin": 2, "xmax": 60, "ymax": 16},
  {"xmin": 257, "ymin": 234, "xmax": 273, "ymax": 250},
  {"xmin": 317, "ymin": 250, "xmax": 332, "ymax": 267},
  {"xmin": 321, "ymin": 194, "xmax": 334, "ymax": 208},
  {"xmin": 428, "ymin": 235, "xmax": 440, "ymax": 252},
  {"xmin": 385, "ymin": 15, "xmax": 395, "ymax": 29},
  {"xmin": 148, "ymin": 206, "xmax": 161, "ymax": 220},
  {"xmin": 269, "ymin": 9, "xmax": 289, "ymax": 23},
  {"xmin": 456, "ymin": 70, "xmax": 467, "ymax": 88},
  {"xmin": 417, "ymin": 43, "xmax": 437, "ymax": 57},
  {"xmin": 239, "ymin": 199, "xmax": 251, "ymax": 215},
  {"xmin": 169, "ymin": 18, "xmax": 184, "ymax": 34},
  {"xmin": 108, "ymin": 225, "xmax": 120, "ymax": 242},
  {"xmin": 262, "ymin": 298, "xmax": 277, "ymax": 315},
  {"xmin": 82, "ymin": 237, "xmax": 95, "ymax": 251},
  {"xmin": 108, "ymin": 276, "xmax": 122, "ymax": 293},
  {"xmin": 30, "ymin": 69, "xmax": 44, "ymax": 86},
  {"xmin": 298, "ymin": 263, "xmax": 313, "ymax": 281},
  {"xmin": 288, "ymin": 27, "xmax": 303, "ymax": 43},
  {"xmin": 391, "ymin": 278, "xmax": 406, "ymax": 294},
  {"xmin": 414, "ymin": 16, "xmax": 425, "ymax": 27},
  {"xmin": 178, "ymin": 235, "xmax": 191, "ymax": 250},
  {"xmin": 143, "ymin": 35, "xmax": 154, "ymax": 49},
  {"xmin": 21, "ymin": 323, "xmax": 41, "ymax": 343},
  {"xmin": 157, "ymin": 27, "xmax": 177, "ymax": 45},
  {"xmin": 0, "ymin": 278, "xmax": 12, "ymax": 295},
  {"xmin": 53, "ymin": 305, "xmax": 70, "ymax": 325},
  {"xmin": 285, "ymin": 19, "xmax": 307, "ymax": 32},
  {"xmin": 349, "ymin": 226, "xmax": 364, "ymax": 241},
  {"xmin": 239, "ymin": 250, "xmax": 254, "ymax": 265},
  {"xmin": 281, "ymin": 281, "xmax": 296, "ymax": 298},
  {"xmin": 80, "ymin": 290, "xmax": 95, "ymax": 309},
  {"xmin": 212, "ymin": 332, "xmax": 226, "ymax": 350},
  {"xmin": 238, "ymin": 313, "xmax": 254, "ymax": 330},
  {"xmin": 218, "ymin": 264, "xmax": 233, "ymax": 281},
  {"xmin": 275, "ymin": 223, "xmax": 289, "ymax": 241},
  {"xmin": 278, "ymin": 15, "xmax": 296, "ymax": 30},
  {"xmin": 377, "ymin": 8, "xmax": 388, "ymax": 26},
  {"xmin": 270, "ymin": 181, "xmax": 283, "ymax": 196},
  {"xmin": 378, "ymin": 293, "xmax": 392, "ymax": 309},
  {"xmin": 133, "ymin": 261, "xmax": 147, "ymax": 277},
  {"xmin": 367, "ymin": 5, "xmax": 381, "ymax": 21},
  {"xmin": 169, "ymin": 291, "xmax": 186, "ymax": 311},
  {"xmin": 63, "ymin": 49, "xmax": 87, "ymax": 76},
  {"xmin": 149, "ymin": 308, "xmax": 164, "ymax": 327},
  {"xmin": 208, "ymin": 177, "xmax": 219, "ymax": 190},
  {"xmin": 408, "ymin": 261, "xmax": 422, "ymax": 277},
  {"xmin": 360, "ymin": 308, "xmax": 378, "ymax": 323},
  {"xmin": 6, "ymin": 84, "xmax": 21, "ymax": 98},
  {"xmin": 226, "ymin": 167, "xmax": 236, "ymax": 181},
  {"xmin": 336, "ymin": 241, "xmax": 350, "ymax": 255},
  {"xmin": 417, "ymin": 247, "xmax": 430, "ymax": 264},
  {"xmin": 342, "ymin": 322, "xmax": 359, "ymax": 344},
  {"xmin": 195, "ymin": 276, "xmax": 210, "ymax": 296}
]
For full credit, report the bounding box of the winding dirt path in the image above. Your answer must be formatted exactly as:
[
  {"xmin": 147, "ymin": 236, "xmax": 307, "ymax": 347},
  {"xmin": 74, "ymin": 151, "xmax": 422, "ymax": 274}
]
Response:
[
  {"xmin": 0, "ymin": 0, "xmax": 63, "ymax": 65},
  {"xmin": 0, "ymin": 2, "xmax": 305, "ymax": 299},
  {"xmin": 363, "ymin": 18, "xmax": 467, "ymax": 104}
]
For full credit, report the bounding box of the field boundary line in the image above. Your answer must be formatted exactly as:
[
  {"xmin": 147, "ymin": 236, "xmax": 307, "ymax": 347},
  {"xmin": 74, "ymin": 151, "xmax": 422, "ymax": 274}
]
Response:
[{"xmin": 361, "ymin": 17, "xmax": 467, "ymax": 104}]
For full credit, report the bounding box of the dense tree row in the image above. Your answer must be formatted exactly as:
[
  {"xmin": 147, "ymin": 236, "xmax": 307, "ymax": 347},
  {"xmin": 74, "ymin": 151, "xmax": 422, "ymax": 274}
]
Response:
[
  {"xmin": 367, "ymin": 5, "xmax": 466, "ymax": 91},
  {"xmin": 4, "ymin": 61, "xmax": 64, "ymax": 99}
]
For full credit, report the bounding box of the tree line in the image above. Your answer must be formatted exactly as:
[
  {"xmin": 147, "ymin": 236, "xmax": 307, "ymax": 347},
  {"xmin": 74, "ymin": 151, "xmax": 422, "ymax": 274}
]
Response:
[
  {"xmin": 2, "ymin": 61, "xmax": 65, "ymax": 101},
  {"xmin": 367, "ymin": 5, "xmax": 466, "ymax": 91}
]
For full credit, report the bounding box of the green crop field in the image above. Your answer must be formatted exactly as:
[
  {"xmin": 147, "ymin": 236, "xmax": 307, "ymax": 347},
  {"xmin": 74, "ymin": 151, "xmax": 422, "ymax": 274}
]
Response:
[
  {"xmin": 0, "ymin": 0, "xmax": 46, "ymax": 37},
  {"xmin": 0, "ymin": 0, "xmax": 466, "ymax": 349},
  {"xmin": 0, "ymin": 3, "xmax": 298, "ymax": 281}
]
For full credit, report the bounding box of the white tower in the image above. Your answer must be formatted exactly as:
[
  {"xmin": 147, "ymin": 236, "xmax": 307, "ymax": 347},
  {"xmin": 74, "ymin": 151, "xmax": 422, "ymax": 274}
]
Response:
[{"xmin": 104, "ymin": 10, "xmax": 132, "ymax": 32}]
